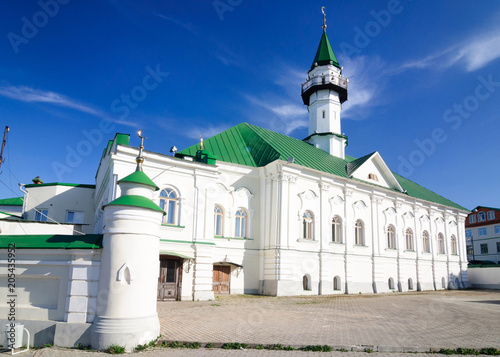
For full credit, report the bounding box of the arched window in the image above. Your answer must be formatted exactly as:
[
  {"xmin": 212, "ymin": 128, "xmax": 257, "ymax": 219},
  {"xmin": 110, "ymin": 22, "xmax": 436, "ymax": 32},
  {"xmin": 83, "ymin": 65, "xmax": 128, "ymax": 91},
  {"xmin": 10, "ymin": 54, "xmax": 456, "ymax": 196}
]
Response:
[
  {"xmin": 214, "ymin": 205, "xmax": 224, "ymax": 236},
  {"xmin": 388, "ymin": 277, "xmax": 395, "ymax": 290},
  {"xmin": 303, "ymin": 211, "xmax": 314, "ymax": 240},
  {"xmin": 333, "ymin": 276, "xmax": 341, "ymax": 291},
  {"xmin": 355, "ymin": 220, "xmax": 364, "ymax": 245},
  {"xmin": 387, "ymin": 225, "xmax": 396, "ymax": 249},
  {"xmin": 159, "ymin": 188, "xmax": 178, "ymax": 225},
  {"xmin": 422, "ymin": 231, "xmax": 430, "ymax": 253},
  {"xmin": 234, "ymin": 209, "xmax": 247, "ymax": 238},
  {"xmin": 438, "ymin": 233, "xmax": 445, "ymax": 254},
  {"xmin": 408, "ymin": 278, "xmax": 414, "ymax": 290},
  {"xmin": 450, "ymin": 235, "xmax": 457, "ymax": 255},
  {"xmin": 303, "ymin": 275, "xmax": 310, "ymax": 290},
  {"xmin": 406, "ymin": 228, "xmax": 414, "ymax": 251},
  {"xmin": 332, "ymin": 216, "xmax": 342, "ymax": 243}
]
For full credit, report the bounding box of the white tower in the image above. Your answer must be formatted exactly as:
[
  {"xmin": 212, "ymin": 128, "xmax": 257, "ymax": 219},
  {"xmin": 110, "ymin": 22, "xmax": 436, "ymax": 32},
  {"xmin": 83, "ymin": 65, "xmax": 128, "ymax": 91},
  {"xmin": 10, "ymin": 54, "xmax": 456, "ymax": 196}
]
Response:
[
  {"xmin": 91, "ymin": 133, "xmax": 164, "ymax": 351},
  {"xmin": 302, "ymin": 8, "xmax": 348, "ymax": 159}
]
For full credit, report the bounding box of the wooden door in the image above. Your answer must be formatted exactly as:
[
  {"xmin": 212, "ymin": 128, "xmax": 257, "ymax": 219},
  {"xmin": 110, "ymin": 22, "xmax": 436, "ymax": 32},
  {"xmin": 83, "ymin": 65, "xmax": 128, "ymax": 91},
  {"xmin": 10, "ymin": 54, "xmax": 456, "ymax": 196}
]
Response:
[
  {"xmin": 212, "ymin": 265, "xmax": 230, "ymax": 294},
  {"xmin": 158, "ymin": 258, "xmax": 182, "ymax": 301}
]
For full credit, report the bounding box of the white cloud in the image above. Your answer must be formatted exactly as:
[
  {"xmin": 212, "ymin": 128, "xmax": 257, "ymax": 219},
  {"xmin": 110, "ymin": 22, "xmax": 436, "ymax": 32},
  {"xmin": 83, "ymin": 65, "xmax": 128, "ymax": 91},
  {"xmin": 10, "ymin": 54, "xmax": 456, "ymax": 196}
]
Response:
[
  {"xmin": 0, "ymin": 85, "xmax": 139, "ymax": 127},
  {"xmin": 399, "ymin": 29, "xmax": 500, "ymax": 72}
]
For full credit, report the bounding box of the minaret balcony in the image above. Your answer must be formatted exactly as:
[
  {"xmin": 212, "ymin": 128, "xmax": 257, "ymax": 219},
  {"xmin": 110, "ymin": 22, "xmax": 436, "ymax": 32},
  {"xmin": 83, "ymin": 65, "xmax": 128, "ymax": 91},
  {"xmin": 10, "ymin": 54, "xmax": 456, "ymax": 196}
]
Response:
[{"xmin": 301, "ymin": 73, "xmax": 348, "ymax": 105}]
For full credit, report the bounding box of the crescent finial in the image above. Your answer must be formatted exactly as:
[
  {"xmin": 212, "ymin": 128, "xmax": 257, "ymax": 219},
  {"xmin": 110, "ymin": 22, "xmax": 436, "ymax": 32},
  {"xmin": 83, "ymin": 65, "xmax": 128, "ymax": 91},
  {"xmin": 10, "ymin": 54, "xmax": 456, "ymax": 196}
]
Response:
[{"xmin": 321, "ymin": 6, "xmax": 327, "ymax": 31}]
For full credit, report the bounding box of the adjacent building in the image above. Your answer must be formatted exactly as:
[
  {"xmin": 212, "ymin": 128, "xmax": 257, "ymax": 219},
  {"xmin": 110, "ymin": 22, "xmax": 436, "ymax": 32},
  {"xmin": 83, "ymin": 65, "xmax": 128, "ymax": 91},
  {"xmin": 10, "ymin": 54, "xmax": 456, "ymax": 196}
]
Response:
[{"xmin": 466, "ymin": 206, "xmax": 500, "ymax": 263}]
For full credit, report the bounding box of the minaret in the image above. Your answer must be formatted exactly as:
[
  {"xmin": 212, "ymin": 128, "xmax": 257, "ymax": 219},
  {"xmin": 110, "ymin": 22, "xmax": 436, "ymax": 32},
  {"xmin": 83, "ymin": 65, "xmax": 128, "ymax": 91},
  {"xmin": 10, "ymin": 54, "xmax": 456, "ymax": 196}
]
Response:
[
  {"xmin": 302, "ymin": 7, "xmax": 348, "ymax": 159},
  {"xmin": 91, "ymin": 131, "xmax": 164, "ymax": 351}
]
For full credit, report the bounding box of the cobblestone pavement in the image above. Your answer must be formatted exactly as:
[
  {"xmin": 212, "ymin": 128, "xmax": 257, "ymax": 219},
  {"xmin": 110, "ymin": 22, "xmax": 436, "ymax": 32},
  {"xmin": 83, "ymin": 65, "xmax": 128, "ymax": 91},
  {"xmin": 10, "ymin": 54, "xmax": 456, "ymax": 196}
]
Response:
[
  {"xmin": 158, "ymin": 290, "xmax": 500, "ymax": 350},
  {"xmin": 2, "ymin": 290, "xmax": 499, "ymax": 356}
]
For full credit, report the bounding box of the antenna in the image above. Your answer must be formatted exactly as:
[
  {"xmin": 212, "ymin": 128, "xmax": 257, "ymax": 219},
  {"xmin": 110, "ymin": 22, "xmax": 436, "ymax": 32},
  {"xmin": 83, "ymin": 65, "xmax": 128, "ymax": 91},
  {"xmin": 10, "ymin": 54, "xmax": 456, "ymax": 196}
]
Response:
[{"xmin": 0, "ymin": 126, "xmax": 9, "ymax": 173}]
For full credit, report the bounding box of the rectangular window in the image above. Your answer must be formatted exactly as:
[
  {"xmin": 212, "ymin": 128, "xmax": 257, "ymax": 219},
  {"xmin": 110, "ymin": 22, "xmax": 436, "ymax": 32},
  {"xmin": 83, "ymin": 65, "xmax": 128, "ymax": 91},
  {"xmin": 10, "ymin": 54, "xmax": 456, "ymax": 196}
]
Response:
[
  {"xmin": 467, "ymin": 245, "xmax": 473, "ymax": 255},
  {"xmin": 487, "ymin": 211, "xmax": 495, "ymax": 220},
  {"xmin": 469, "ymin": 215, "xmax": 476, "ymax": 224},
  {"xmin": 497, "ymin": 242, "xmax": 500, "ymax": 253},
  {"xmin": 34, "ymin": 209, "xmax": 48, "ymax": 222},
  {"xmin": 66, "ymin": 211, "xmax": 84, "ymax": 224},
  {"xmin": 478, "ymin": 212, "xmax": 486, "ymax": 222},
  {"xmin": 480, "ymin": 243, "xmax": 488, "ymax": 254},
  {"xmin": 479, "ymin": 228, "xmax": 487, "ymax": 236},
  {"xmin": 495, "ymin": 226, "xmax": 500, "ymax": 235},
  {"xmin": 322, "ymin": 110, "xmax": 326, "ymax": 119}
]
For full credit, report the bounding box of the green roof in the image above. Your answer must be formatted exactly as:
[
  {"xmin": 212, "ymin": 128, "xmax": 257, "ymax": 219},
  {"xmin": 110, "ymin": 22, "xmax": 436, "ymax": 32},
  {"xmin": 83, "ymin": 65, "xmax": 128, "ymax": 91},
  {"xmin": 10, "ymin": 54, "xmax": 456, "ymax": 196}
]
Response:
[
  {"xmin": 0, "ymin": 234, "xmax": 103, "ymax": 249},
  {"xmin": 118, "ymin": 171, "xmax": 159, "ymax": 191},
  {"xmin": 311, "ymin": 31, "xmax": 340, "ymax": 70},
  {"xmin": 25, "ymin": 183, "xmax": 95, "ymax": 189},
  {"xmin": 346, "ymin": 152, "xmax": 375, "ymax": 176},
  {"xmin": 0, "ymin": 197, "xmax": 23, "ymax": 206},
  {"xmin": 105, "ymin": 195, "xmax": 165, "ymax": 214},
  {"xmin": 179, "ymin": 122, "xmax": 466, "ymax": 211}
]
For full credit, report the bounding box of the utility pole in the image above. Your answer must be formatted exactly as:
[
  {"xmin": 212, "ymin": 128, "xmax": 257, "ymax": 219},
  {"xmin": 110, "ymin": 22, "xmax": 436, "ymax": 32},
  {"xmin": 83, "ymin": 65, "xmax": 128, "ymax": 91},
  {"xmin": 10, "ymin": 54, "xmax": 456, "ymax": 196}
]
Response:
[{"xmin": 0, "ymin": 126, "xmax": 9, "ymax": 172}]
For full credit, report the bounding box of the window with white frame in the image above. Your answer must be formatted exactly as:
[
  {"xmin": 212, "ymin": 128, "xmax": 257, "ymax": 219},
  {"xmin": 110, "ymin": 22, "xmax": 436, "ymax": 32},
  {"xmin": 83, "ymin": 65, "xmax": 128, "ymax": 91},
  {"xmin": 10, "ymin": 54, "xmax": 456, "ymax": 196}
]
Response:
[
  {"xmin": 234, "ymin": 209, "xmax": 247, "ymax": 238},
  {"xmin": 422, "ymin": 231, "xmax": 430, "ymax": 253},
  {"xmin": 159, "ymin": 188, "xmax": 178, "ymax": 225},
  {"xmin": 66, "ymin": 211, "xmax": 84, "ymax": 224},
  {"xmin": 469, "ymin": 215, "xmax": 476, "ymax": 224},
  {"xmin": 406, "ymin": 228, "xmax": 414, "ymax": 251},
  {"xmin": 479, "ymin": 228, "xmax": 487, "ymax": 236},
  {"xmin": 332, "ymin": 216, "xmax": 342, "ymax": 243},
  {"xmin": 302, "ymin": 211, "xmax": 314, "ymax": 240},
  {"xmin": 34, "ymin": 208, "xmax": 48, "ymax": 222},
  {"xmin": 487, "ymin": 211, "xmax": 495, "ymax": 220},
  {"xmin": 387, "ymin": 225, "xmax": 396, "ymax": 249},
  {"xmin": 355, "ymin": 219, "xmax": 364, "ymax": 245},
  {"xmin": 214, "ymin": 205, "xmax": 224, "ymax": 236},
  {"xmin": 465, "ymin": 230, "xmax": 472, "ymax": 238},
  {"xmin": 495, "ymin": 226, "xmax": 500, "ymax": 235},
  {"xmin": 480, "ymin": 243, "xmax": 488, "ymax": 254},
  {"xmin": 450, "ymin": 235, "xmax": 457, "ymax": 255},
  {"xmin": 478, "ymin": 212, "xmax": 486, "ymax": 222},
  {"xmin": 437, "ymin": 233, "xmax": 445, "ymax": 254}
]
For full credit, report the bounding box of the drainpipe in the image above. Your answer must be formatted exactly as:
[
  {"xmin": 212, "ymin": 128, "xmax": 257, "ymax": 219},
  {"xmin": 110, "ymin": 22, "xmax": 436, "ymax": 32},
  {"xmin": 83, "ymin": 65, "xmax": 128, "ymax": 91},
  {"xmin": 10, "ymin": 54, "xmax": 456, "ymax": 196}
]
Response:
[{"xmin": 18, "ymin": 183, "xmax": 27, "ymax": 220}]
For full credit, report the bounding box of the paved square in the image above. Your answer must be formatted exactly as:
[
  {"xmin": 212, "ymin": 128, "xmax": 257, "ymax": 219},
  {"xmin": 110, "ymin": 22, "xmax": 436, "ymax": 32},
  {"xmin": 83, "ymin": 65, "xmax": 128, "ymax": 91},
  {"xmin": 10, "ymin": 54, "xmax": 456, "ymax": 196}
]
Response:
[{"xmin": 158, "ymin": 290, "xmax": 500, "ymax": 350}]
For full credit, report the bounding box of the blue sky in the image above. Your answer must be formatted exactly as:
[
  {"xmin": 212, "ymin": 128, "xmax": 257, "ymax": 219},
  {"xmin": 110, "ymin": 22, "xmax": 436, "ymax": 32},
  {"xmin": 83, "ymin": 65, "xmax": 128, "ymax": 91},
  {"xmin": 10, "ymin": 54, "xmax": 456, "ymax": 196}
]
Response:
[{"xmin": 0, "ymin": 0, "xmax": 499, "ymax": 210}]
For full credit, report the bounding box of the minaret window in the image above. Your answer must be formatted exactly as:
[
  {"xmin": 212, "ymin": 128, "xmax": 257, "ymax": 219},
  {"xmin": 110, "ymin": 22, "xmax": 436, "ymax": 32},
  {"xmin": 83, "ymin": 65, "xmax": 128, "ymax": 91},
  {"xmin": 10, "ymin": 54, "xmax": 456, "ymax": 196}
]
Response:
[{"xmin": 322, "ymin": 110, "xmax": 326, "ymax": 119}]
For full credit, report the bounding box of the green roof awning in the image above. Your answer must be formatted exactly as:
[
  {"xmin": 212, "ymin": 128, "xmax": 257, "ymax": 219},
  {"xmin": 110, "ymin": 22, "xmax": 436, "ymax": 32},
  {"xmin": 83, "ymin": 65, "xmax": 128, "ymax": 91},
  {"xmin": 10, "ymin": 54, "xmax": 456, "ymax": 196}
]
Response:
[
  {"xmin": 118, "ymin": 171, "xmax": 159, "ymax": 191},
  {"xmin": 0, "ymin": 234, "xmax": 103, "ymax": 249}
]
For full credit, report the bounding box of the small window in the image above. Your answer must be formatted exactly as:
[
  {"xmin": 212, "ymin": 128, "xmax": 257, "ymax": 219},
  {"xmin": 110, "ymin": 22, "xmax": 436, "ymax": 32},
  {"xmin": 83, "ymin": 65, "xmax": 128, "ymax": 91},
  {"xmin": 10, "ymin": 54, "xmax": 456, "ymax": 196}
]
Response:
[
  {"xmin": 368, "ymin": 173, "xmax": 378, "ymax": 181},
  {"xmin": 235, "ymin": 209, "xmax": 247, "ymax": 238},
  {"xmin": 487, "ymin": 211, "xmax": 495, "ymax": 220},
  {"xmin": 442, "ymin": 277, "xmax": 446, "ymax": 289},
  {"xmin": 479, "ymin": 228, "xmax": 487, "ymax": 236},
  {"xmin": 465, "ymin": 230, "xmax": 472, "ymax": 238},
  {"xmin": 322, "ymin": 110, "xmax": 326, "ymax": 119},
  {"xmin": 450, "ymin": 235, "xmax": 457, "ymax": 255},
  {"xmin": 437, "ymin": 233, "xmax": 445, "ymax": 254},
  {"xmin": 333, "ymin": 276, "xmax": 341, "ymax": 291},
  {"xmin": 303, "ymin": 275, "xmax": 311, "ymax": 290},
  {"xmin": 496, "ymin": 242, "xmax": 500, "ymax": 253},
  {"xmin": 387, "ymin": 225, "xmax": 396, "ymax": 249},
  {"xmin": 408, "ymin": 278, "xmax": 414, "ymax": 290},
  {"xmin": 34, "ymin": 209, "xmax": 48, "ymax": 222},
  {"xmin": 303, "ymin": 211, "xmax": 314, "ymax": 240},
  {"xmin": 405, "ymin": 228, "xmax": 414, "ymax": 251},
  {"xmin": 495, "ymin": 226, "xmax": 500, "ymax": 234},
  {"xmin": 214, "ymin": 205, "xmax": 224, "ymax": 236},
  {"xmin": 332, "ymin": 216, "xmax": 342, "ymax": 243},
  {"xmin": 355, "ymin": 219, "xmax": 364, "ymax": 245},
  {"xmin": 160, "ymin": 188, "xmax": 178, "ymax": 225},
  {"xmin": 66, "ymin": 211, "xmax": 84, "ymax": 224},
  {"xmin": 388, "ymin": 277, "xmax": 395, "ymax": 290},
  {"xmin": 478, "ymin": 212, "xmax": 486, "ymax": 222},
  {"xmin": 422, "ymin": 231, "xmax": 430, "ymax": 253},
  {"xmin": 467, "ymin": 245, "xmax": 473, "ymax": 255},
  {"xmin": 469, "ymin": 215, "xmax": 476, "ymax": 224},
  {"xmin": 480, "ymin": 244, "xmax": 488, "ymax": 254}
]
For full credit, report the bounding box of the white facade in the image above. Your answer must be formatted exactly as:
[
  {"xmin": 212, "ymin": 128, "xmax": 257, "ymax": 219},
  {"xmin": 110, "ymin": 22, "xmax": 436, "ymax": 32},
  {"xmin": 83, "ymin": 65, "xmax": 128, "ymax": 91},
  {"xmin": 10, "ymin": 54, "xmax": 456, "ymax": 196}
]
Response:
[{"xmin": 466, "ymin": 207, "xmax": 500, "ymax": 263}]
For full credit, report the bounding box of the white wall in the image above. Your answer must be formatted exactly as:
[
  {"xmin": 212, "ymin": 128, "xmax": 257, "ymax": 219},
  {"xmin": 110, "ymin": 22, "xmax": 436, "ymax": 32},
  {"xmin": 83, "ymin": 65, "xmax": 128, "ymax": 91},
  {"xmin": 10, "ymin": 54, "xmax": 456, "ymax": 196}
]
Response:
[{"xmin": 468, "ymin": 267, "xmax": 500, "ymax": 289}]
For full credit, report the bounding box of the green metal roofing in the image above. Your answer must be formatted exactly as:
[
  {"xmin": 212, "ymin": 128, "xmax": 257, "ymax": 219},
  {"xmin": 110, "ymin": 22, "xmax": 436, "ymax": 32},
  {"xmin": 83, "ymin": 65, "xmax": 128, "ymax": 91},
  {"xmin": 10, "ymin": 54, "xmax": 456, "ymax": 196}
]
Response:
[
  {"xmin": 0, "ymin": 197, "xmax": 23, "ymax": 206},
  {"xmin": 311, "ymin": 31, "xmax": 340, "ymax": 70},
  {"xmin": 179, "ymin": 122, "xmax": 467, "ymax": 211},
  {"xmin": 346, "ymin": 152, "xmax": 375, "ymax": 176},
  {"xmin": 25, "ymin": 183, "xmax": 95, "ymax": 189},
  {"xmin": 0, "ymin": 234, "xmax": 103, "ymax": 249},
  {"xmin": 118, "ymin": 171, "xmax": 159, "ymax": 191},
  {"xmin": 105, "ymin": 195, "xmax": 165, "ymax": 214}
]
